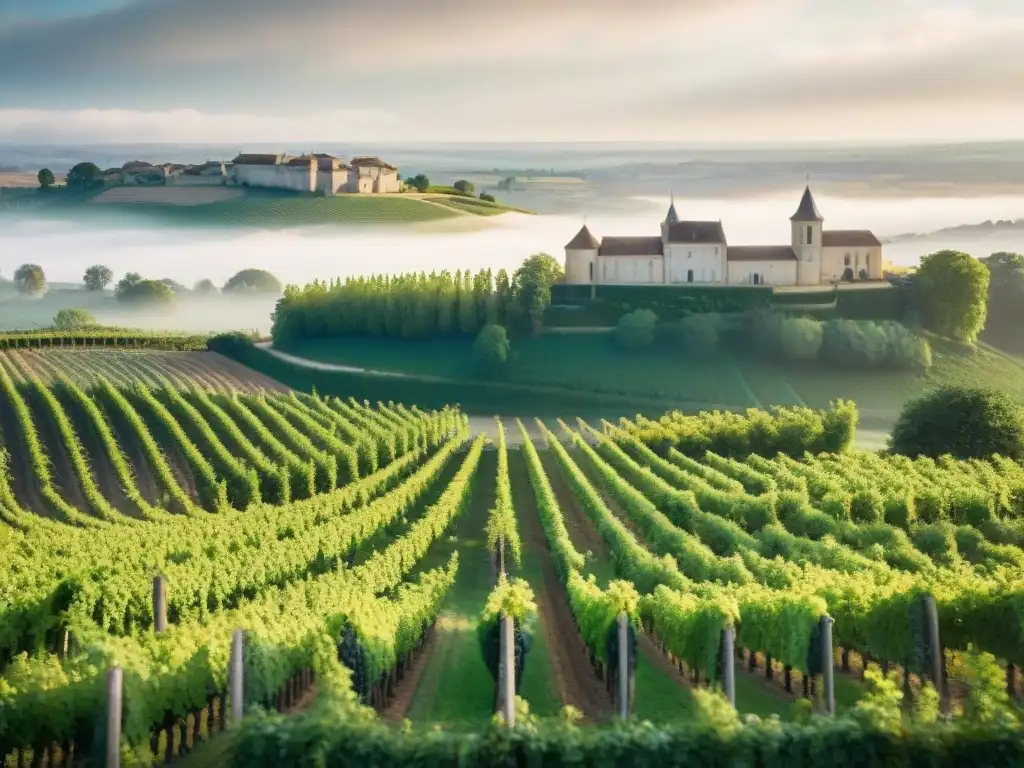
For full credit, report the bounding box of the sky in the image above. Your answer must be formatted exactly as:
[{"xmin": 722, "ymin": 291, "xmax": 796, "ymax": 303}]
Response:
[{"xmin": 0, "ymin": 0, "xmax": 1022, "ymax": 144}]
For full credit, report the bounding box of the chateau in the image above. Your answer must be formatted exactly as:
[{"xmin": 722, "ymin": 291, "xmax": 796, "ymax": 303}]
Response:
[
  {"xmin": 563, "ymin": 187, "xmax": 883, "ymax": 288},
  {"xmin": 121, "ymin": 153, "xmax": 401, "ymax": 195}
]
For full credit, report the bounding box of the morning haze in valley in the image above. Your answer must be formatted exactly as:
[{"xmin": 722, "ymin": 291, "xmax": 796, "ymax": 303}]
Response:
[{"xmin": 1, "ymin": 1, "xmax": 1023, "ymax": 766}]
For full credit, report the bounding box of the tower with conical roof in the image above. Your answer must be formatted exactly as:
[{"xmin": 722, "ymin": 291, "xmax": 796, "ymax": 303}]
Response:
[
  {"xmin": 564, "ymin": 224, "xmax": 600, "ymax": 286},
  {"xmin": 790, "ymin": 186, "xmax": 823, "ymax": 286},
  {"xmin": 660, "ymin": 193, "xmax": 679, "ymax": 243}
]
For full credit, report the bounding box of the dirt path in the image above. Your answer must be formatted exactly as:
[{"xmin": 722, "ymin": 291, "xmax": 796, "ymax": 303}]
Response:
[
  {"xmin": 538, "ymin": 448, "xmax": 610, "ymax": 564},
  {"xmin": 95, "ymin": 392, "xmax": 165, "ymax": 507},
  {"xmin": 508, "ymin": 447, "xmax": 614, "ymax": 721},
  {"xmin": 382, "ymin": 625, "xmax": 440, "ymax": 722}
]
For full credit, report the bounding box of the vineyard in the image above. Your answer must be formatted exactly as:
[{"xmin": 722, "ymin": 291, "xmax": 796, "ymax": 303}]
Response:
[{"xmin": 1, "ymin": 350, "xmax": 1023, "ymax": 766}]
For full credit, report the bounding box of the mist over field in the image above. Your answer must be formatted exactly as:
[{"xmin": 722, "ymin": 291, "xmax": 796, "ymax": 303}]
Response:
[{"xmin": 1, "ymin": 142, "xmax": 1022, "ymax": 335}]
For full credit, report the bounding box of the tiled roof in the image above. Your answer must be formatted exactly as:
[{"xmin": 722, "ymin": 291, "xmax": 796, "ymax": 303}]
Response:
[
  {"xmin": 791, "ymin": 186, "xmax": 823, "ymax": 221},
  {"xmin": 232, "ymin": 154, "xmax": 281, "ymax": 165},
  {"xmin": 822, "ymin": 230, "xmax": 881, "ymax": 247},
  {"xmin": 287, "ymin": 156, "xmax": 316, "ymax": 167},
  {"xmin": 727, "ymin": 245, "xmax": 797, "ymax": 262},
  {"xmin": 667, "ymin": 221, "xmax": 726, "ymax": 244},
  {"xmin": 351, "ymin": 156, "xmax": 398, "ymax": 170},
  {"xmin": 599, "ymin": 236, "xmax": 664, "ymax": 257},
  {"xmin": 565, "ymin": 225, "xmax": 600, "ymax": 250}
]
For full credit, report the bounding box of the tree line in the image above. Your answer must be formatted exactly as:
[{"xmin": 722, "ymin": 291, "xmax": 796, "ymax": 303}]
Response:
[
  {"xmin": 270, "ymin": 254, "xmax": 563, "ymax": 347},
  {"xmin": 7, "ymin": 264, "xmax": 282, "ymax": 302}
]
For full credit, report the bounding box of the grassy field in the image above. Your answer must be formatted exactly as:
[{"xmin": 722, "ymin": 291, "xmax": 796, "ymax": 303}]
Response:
[
  {"xmin": 3, "ymin": 186, "xmax": 525, "ymax": 227},
  {"xmin": 283, "ymin": 332, "xmax": 1024, "ymax": 421}
]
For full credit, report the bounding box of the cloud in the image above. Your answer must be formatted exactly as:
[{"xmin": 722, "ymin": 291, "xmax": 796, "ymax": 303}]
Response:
[
  {"xmin": 1, "ymin": 0, "xmax": 1022, "ymax": 141},
  {"xmin": 642, "ymin": 7, "xmax": 1024, "ymax": 117},
  {"xmin": 0, "ymin": 0, "xmax": 758, "ymax": 93},
  {"xmin": 0, "ymin": 107, "xmax": 396, "ymax": 144}
]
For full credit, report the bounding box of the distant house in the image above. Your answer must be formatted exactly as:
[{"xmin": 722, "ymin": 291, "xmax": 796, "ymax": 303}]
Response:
[
  {"xmin": 229, "ymin": 153, "xmax": 400, "ymax": 195},
  {"xmin": 166, "ymin": 160, "xmax": 229, "ymax": 186},
  {"xmin": 120, "ymin": 161, "xmax": 165, "ymax": 186},
  {"xmin": 563, "ymin": 187, "xmax": 883, "ymax": 288}
]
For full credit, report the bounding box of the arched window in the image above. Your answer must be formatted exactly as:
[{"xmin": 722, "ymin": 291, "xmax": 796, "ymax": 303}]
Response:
[
  {"xmin": 687, "ymin": 269, "xmax": 694, "ymax": 283},
  {"xmin": 806, "ymin": 225, "xmax": 813, "ymax": 245},
  {"xmin": 844, "ymin": 254, "xmax": 851, "ymax": 266},
  {"xmin": 752, "ymin": 273, "xmax": 761, "ymax": 285},
  {"xmin": 589, "ymin": 262, "xmax": 594, "ymax": 281}
]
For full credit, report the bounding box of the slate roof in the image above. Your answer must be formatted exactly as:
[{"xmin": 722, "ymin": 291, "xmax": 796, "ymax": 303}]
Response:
[
  {"xmin": 666, "ymin": 220, "xmax": 726, "ymax": 244},
  {"xmin": 791, "ymin": 186, "xmax": 823, "ymax": 221},
  {"xmin": 665, "ymin": 200, "xmax": 679, "ymax": 225},
  {"xmin": 727, "ymin": 245, "xmax": 797, "ymax": 262},
  {"xmin": 599, "ymin": 236, "xmax": 664, "ymax": 257},
  {"xmin": 565, "ymin": 225, "xmax": 600, "ymax": 250},
  {"xmin": 822, "ymin": 230, "xmax": 881, "ymax": 247}
]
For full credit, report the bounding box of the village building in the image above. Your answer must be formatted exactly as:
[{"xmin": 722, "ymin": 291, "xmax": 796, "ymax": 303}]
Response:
[
  {"xmin": 228, "ymin": 153, "xmax": 401, "ymax": 195},
  {"xmin": 563, "ymin": 187, "xmax": 883, "ymax": 288}
]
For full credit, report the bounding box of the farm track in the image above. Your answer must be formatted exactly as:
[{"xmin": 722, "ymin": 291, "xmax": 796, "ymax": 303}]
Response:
[
  {"xmin": 508, "ymin": 446, "xmax": 614, "ymax": 721},
  {"xmin": 404, "ymin": 450, "xmax": 496, "ymax": 727}
]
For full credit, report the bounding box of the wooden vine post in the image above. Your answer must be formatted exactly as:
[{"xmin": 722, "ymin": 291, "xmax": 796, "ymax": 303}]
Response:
[
  {"xmin": 498, "ymin": 613, "xmax": 515, "ymax": 726},
  {"xmin": 230, "ymin": 629, "xmax": 245, "ymax": 726},
  {"xmin": 153, "ymin": 576, "xmax": 168, "ymax": 633},
  {"xmin": 106, "ymin": 666, "xmax": 123, "ymax": 768},
  {"xmin": 820, "ymin": 616, "xmax": 835, "ymax": 716},
  {"xmin": 614, "ymin": 614, "xmax": 630, "ymax": 720},
  {"xmin": 721, "ymin": 626, "xmax": 736, "ymax": 707},
  {"xmin": 924, "ymin": 595, "xmax": 945, "ymax": 713}
]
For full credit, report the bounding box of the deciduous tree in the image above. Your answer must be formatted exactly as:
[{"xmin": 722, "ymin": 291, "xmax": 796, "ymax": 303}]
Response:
[
  {"xmin": 13, "ymin": 264, "xmax": 46, "ymax": 296},
  {"xmin": 223, "ymin": 269, "xmax": 282, "ymax": 294},
  {"xmin": 37, "ymin": 168, "xmax": 55, "ymax": 189},
  {"xmin": 83, "ymin": 264, "xmax": 113, "ymax": 291},
  {"xmin": 53, "ymin": 308, "xmax": 96, "ymax": 329},
  {"xmin": 915, "ymin": 249, "xmax": 989, "ymax": 342}
]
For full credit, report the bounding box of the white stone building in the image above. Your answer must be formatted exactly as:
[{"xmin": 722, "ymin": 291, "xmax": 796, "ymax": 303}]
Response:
[
  {"xmin": 564, "ymin": 187, "xmax": 883, "ymax": 288},
  {"xmin": 229, "ymin": 153, "xmax": 400, "ymax": 195}
]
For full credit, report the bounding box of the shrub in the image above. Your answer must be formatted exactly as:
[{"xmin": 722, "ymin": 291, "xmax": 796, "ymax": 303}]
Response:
[
  {"xmin": 479, "ymin": 192, "xmax": 496, "ymax": 203},
  {"xmin": 615, "ymin": 309, "xmax": 658, "ymax": 351},
  {"xmin": 52, "ymin": 308, "xmax": 97, "ymax": 330},
  {"xmin": 473, "ymin": 324, "xmax": 511, "ymax": 377},
  {"xmin": 116, "ymin": 279, "xmax": 176, "ymax": 305},
  {"xmin": 890, "ymin": 387, "xmax": 1024, "ymax": 461},
  {"xmin": 850, "ymin": 488, "xmax": 885, "ymax": 524},
  {"xmin": 820, "ymin": 491, "xmax": 851, "ymax": 521},
  {"xmin": 912, "ymin": 523, "xmax": 959, "ymax": 567},
  {"xmin": 883, "ymin": 493, "xmax": 916, "ymax": 529},
  {"xmin": 668, "ymin": 314, "xmax": 719, "ymax": 357},
  {"xmin": 779, "ymin": 317, "xmax": 823, "ymax": 361}
]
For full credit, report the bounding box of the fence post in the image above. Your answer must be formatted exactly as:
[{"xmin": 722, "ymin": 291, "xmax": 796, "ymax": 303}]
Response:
[
  {"xmin": 153, "ymin": 576, "xmax": 167, "ymax": 633},
  {"xmin": 820, "ymin": 616, "xmax": 835, "ymax": 716},
  {"xmin": 722, "ymin": 626, "xmax": 736, "ymax": 707},
  {"xmin": 617, "ymin": 612, "xmax": 630, "ymax": 719},
  {"xmin": 230, "ymin": 629, "xmax": 244, "ymax": 726},
  {"xmin": 924, "ymin": 595, "xmax": 945, "ymax": 712},
  {"xmin": 500, "ymin": 614, "xmax": 515, "ymax": 726},
  {"xmin": 106, "ymin": 666, "xmax": 123, "ymax": 768}
]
